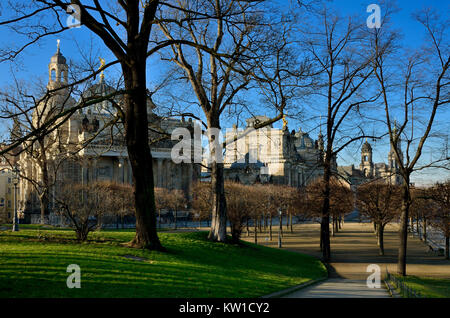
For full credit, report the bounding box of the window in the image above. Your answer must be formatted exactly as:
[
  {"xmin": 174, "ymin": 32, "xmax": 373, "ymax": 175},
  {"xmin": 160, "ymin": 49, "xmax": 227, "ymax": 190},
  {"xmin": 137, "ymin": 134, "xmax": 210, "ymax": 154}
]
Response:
[
  {"xmin": 8, "ymin": 200, "xmax": 11, "ymax": 208},
  {"xmin": 7, "ymin": 178, "xmax": 11, "ymax": 184}
]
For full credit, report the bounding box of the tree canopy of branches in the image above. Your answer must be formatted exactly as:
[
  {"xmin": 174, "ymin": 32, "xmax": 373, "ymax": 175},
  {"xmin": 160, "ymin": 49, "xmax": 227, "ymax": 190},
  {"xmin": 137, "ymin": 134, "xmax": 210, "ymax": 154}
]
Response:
[
  {"xmin": 370, "ymin": 8, "xmax": 450, "ymax": 274},
  {"xmin": 55, "ymin": 181, "xmax": 133, "ymax": 241},
  {"xmin": 295, "ymin": 4, "xmax": 382, "ymax": 262},
  {"xmin": 356, "ymin": 182, "xmax": 402, "ymax": 255},
  {"xmin": 155, "ymin": 0, "xmax": 306, "ymax": 242}
]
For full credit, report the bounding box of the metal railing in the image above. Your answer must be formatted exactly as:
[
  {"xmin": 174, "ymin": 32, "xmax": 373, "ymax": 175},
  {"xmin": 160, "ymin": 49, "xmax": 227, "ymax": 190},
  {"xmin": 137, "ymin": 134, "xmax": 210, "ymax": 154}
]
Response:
[{"xmin": 385, "ymin": 268, "xmax": 423, "ymax": 298}]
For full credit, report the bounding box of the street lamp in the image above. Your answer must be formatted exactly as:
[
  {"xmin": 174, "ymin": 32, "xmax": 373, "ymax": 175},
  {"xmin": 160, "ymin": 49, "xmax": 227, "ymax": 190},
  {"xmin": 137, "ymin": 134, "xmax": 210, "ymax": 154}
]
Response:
[
  {"xmin": 278, "ymin": 207, "xmax": 282, "ymax": 248},
  {"xmin": 12, "ymin": 166, "xmax": 20, "ymax": 232}
]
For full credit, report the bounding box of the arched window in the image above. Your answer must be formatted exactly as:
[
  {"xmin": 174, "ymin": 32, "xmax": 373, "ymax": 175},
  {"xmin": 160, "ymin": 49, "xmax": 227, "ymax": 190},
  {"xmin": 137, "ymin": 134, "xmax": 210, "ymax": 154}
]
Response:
[{"xmin": 51, "ymin": 69, "xmax": 56, "ymax": 82}]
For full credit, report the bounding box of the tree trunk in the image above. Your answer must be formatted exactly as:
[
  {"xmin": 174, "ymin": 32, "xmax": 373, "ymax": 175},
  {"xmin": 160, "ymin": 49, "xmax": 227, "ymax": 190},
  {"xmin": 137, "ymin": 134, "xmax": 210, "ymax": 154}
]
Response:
[
  {"xmin": 416, "ymin": 216, "xmax": 419, "ymax": 236},
  {"xmin": 259, "ymin": 217, "xmax": 262, "ymax": 233},
  {"xmin": 290, "ymin": 212, "xmax": 293, "ymax": 233},
  {"xmin": 423, "ymin": 216, "xmax": 427, "ymax": 243},
  {"xmin": 174, "ymin": 210, "xmax": 177, "ymax": 230},
  {"xmin": 269, "ymin": 215, "xmax": 272, "ymax": 241},
  {"xmin": 254, "ymin": 220, "xmax": 258, "ymax": 244},
  {"xmin": 39, "ymin": 139, "xmax": 50, "ymax": 224},
  {"xmin": 397, "ymin": 181, "xmax": 411, "ymax": 276},
  {"xmin": 286, "ymin": 210, "xmax": 289, "ymax": 230},
  {"xmin": 321, "ymin": 165, "xmax": 331, "ymax": 262},
  {"xmin": 264, "ymin": 213, "xmax": 268, "ymax": 230},
  {"xmin": 208, "ymin": 157, "xmax": 227, "ymax": 242},
  {"xmin": 39, "ymin": 192, "xmax": 50, "ymax": 225},
  {"xmin": 123, "ymin": 62, "xmax": 163, "ymax": 251},
  {"xmin": 246, "ymin": 218, "xmax": 249, "ymax": 236},
  {"xmin": 334, "ymin": 216, "xmax": 339, "ymax": 234},
  {"xmin": 378, "ymin": 223, "xmax": 385, "ymax": 256},
  {"xmin": 331, "ymin": 217, "xmax": 335, "ymax": 237},
  {"xmin": 158, "ymin": 209, "xmax": 161, "ymax": 229},
  {"xmin": 445, "ymin": 235, "xmax": 449, "ymax": 260}
]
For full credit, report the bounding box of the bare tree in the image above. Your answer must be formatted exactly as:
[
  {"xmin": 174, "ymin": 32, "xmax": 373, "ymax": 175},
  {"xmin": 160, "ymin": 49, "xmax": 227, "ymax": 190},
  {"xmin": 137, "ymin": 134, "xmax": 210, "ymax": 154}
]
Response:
[
  {"xmin": 166, "ymin": 189, "xmax": 187, "ymax": 230},
  {"xmin": 356, "ymin": 182, "xmax": 402, "ymax": 255},
  {"xmin": 296, "ymin": 5, "xmax": 382, "ymax": 261},
  {"xmin": 192, "ymin": 181, "xmax": 213, "ymax": 227},
  {"xmin": 0, "ymin": 0, "xmax": 254, "ymax": 250},
  {"xmin": 428, "ymin": 181, "xmax": 450, "ymax": 260},
  {"xmin": 55, "ymin": 181, "xmax": 111, "ymax": 240},
  {"xmin": 154, "ymin": 187, "xmax": 168, "ymax": 229},
  {"xmin": 225, "ymin": 181, "xmax": 251, "ymax": 243},
  {"xmin": 371, "ymin": 8, "xmax": 450, "ymax": 274},
  {"xmin": 156, "ymin": 1, "xmax": 305, "ymax": 242}
]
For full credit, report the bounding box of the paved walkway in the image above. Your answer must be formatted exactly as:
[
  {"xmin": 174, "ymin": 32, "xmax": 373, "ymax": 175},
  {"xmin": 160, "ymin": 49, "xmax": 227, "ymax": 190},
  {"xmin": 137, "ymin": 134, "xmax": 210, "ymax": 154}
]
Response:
[
  {"xmin": 284, "ymin": 278, "xmax": 389, "ymax": 298},
  {"xmin": 241, "ymin": 221, "xmax": 450, "ymax": 298}
]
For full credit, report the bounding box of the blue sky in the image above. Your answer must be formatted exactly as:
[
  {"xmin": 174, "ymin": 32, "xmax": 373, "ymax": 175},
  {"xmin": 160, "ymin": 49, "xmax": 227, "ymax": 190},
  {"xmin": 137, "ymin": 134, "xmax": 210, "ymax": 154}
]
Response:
[{"xmin": 0, "ymin": 0, "xmax": 448, "ymax": 185}]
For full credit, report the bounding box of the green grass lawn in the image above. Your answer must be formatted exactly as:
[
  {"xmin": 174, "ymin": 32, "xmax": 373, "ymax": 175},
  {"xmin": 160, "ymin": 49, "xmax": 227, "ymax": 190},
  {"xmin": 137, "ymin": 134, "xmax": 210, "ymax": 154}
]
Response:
[
  {"xmin": 0, "ymin": 225, "xmax": 326, "ymax": 298},
  {"xmin": 393, "ymin": 275, "xmax": 450, "ymax": 298}
]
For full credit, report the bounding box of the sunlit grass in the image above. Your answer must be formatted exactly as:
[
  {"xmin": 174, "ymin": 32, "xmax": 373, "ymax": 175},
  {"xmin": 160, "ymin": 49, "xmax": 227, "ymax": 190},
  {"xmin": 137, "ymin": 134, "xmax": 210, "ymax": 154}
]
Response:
[
  {"xmin": 0, "ymin": 226, "xmax": 326, "ymax": 298},
  {"xmin": 393, "ymin": 275, "xmax": 450, "ymax": 298}
]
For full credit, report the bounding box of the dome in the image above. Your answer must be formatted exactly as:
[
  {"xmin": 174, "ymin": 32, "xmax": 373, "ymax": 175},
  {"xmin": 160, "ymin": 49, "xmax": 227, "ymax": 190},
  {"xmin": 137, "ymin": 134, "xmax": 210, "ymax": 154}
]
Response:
[
  {"xmin": 50, "ymin": 51, "xmax": 66, "ymax": 64},
  {"xmin": 80, "ymin": 82, "xmax": 118, "ymax": 115},
  {"xmin": 82, "ymin": 82, "xmax": 115, "ymax": 99},
  {"xmin": 362, "ymin": 140, "xmax": 372, "ymax": 152}
]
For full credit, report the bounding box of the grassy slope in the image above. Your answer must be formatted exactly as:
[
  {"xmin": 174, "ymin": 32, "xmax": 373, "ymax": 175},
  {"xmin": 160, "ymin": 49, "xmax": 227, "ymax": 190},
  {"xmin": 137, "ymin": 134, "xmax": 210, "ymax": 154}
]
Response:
[
  {"xmin": 393, "ymin": 275, "xmax": 450, "ymax": 298},
  {"xmin": 0, "ymin": 226, "xmax": 326, "ymax": 298}
]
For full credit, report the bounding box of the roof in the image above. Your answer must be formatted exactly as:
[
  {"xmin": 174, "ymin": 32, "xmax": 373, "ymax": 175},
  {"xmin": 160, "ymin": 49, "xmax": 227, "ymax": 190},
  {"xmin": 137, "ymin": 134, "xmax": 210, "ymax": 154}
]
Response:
[{"xmin": 362, "ymin": 140, "xmax": 372, "ymax": 152}]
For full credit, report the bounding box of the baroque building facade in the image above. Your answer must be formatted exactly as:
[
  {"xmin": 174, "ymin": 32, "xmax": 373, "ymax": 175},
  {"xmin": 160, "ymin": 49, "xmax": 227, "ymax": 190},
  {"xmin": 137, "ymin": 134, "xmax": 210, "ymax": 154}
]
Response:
[
  {"xmin": 222, "ymin": 116, "xmax": 335, "ymax": 187},
  {"xmin": 15, "ymin": 43, "xmax": 200, "ymax": 223}
]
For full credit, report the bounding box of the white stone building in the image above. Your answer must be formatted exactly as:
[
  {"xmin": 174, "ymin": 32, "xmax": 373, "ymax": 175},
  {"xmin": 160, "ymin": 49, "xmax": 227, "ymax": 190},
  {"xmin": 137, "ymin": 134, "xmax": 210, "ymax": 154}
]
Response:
[
  {"xmin": 16, "ymin": 43, "xmax": 200, "ymax": 223},
  {"xmin": 223, "ymin": 116, "xmax": 332, "ymax": 187}
]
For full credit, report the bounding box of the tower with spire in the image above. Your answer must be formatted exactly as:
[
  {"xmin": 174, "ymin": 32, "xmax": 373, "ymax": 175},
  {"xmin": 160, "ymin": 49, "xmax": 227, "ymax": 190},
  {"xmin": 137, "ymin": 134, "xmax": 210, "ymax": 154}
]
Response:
[
  {"xmin": 360, "ymin": 138, "xmax": 373, "ymax": 178},
  {"xmin": 47, "ymin": 39, "xmax": 68, "ymax": 90}
]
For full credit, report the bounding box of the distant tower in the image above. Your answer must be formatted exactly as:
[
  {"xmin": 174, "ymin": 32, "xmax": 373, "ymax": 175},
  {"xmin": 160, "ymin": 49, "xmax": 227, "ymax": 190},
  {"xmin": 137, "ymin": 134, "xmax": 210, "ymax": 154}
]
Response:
[
  {"xmin": 360, "ymin": 139, "xmax": 373, "ymax": 178},
  {"xmin": 317, "ymin": 131, "xmax": 324, "ymax": 152},
  {"xmin": 47, "ymin": 39, "xmax": 68, "ymax": 90}
]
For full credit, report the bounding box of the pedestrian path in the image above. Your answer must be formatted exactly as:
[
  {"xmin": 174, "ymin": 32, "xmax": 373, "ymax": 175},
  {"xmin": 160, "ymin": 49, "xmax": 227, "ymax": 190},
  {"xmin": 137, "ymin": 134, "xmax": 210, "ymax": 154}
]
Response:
[
  {"xmin": 283, "ymin": 278, "xmax": 390, "ymax": 298},
  {"xmin": 242, "ymin": 222, "xmax": 449, "ymax": 298}
]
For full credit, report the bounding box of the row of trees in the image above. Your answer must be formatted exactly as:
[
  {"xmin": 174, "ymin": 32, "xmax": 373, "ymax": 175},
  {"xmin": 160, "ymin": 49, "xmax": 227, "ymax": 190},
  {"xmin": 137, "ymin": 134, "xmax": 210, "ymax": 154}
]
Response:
[
  {"xmin": 356, "ymin": 180, "xmax": 450, "ymax": 259},
  {"xmin": 194, "ymin": 179, "xmax": 354, "ymax": 244}
]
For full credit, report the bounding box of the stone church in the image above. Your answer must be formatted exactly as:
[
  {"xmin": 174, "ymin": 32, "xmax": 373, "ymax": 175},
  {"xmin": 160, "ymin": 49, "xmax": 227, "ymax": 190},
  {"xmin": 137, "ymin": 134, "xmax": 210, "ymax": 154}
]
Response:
[
  {"xmin": 338, "ymin": 128, "xmax": 404, "ymax": 187},
  {"xmin": 16, "ymin": 43, "xmax": 200, "ymax": 223},
  {"xmin": 222, "ymin": 116, "xmax": 335, "ymax": 187}
]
